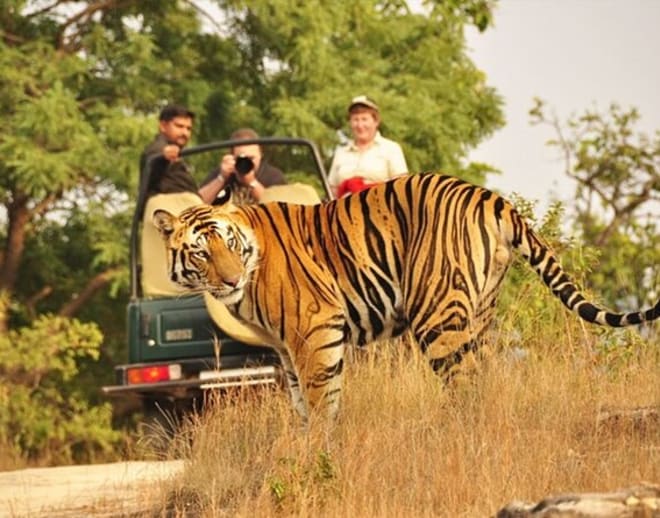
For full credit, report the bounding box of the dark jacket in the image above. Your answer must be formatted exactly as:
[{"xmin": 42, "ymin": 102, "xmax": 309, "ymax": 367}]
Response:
[{"xmin": 140, "ymin": 134, "xmax": 198, "ymax": 197}]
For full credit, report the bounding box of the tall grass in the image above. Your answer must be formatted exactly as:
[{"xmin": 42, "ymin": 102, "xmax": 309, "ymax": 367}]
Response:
[{"xmin": 158, "ymin": 327, "xmax": 659, "ymax": 517}]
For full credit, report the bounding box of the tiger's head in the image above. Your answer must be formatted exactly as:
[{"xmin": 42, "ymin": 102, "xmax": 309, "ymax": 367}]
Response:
[{"xmin": 153, "ymin": 205, "xmax": 258, "ymax": 305}]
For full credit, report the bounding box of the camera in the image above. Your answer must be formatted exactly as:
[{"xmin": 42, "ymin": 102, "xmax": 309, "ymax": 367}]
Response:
[{"xmin": 235, "ymin": 155, "xmax": 254, "ymax": 176}]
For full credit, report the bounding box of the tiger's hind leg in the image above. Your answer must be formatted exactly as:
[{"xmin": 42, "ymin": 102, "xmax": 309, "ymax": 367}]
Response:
[
  {"xmin": 411, "ymin": 308, "xmax": 495, "ymax": 382},
  {"xmin": 417, "ymin": 328, "xmax": 483, "ymax": 380},
  {"xmin": 414, "ymin": 242, "xmax": 510, "ymax": 381},
  {"xmin": 410, "ymin": 255, "xmax": 510, "ymax": 379}
]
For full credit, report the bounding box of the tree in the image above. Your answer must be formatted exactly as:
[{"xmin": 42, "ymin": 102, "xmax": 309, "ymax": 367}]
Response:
[
  {"xmin": 529, "ymin": 99, "xmax": 659, "ymax": 311},
  {"xmin": 208, "ymin": 0, "xmax": 503, "ymax": 180},
  {"xmin": 0, "ymin": 315, "xmax": 120, "ymax": 463},
  {"xmin": 0, "ymin": 0, "xmax": 230, "ymax": 462},
  {"xmin": 0, "ymin": 1, "xmax": 228, "ymax": 333}
]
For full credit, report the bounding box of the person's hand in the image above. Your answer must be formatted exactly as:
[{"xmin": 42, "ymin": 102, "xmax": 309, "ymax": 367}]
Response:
[
  {"xmin": 238, "ymin": 171, "xmax": 261, "ymax": 190},
  {"xmin": 238, "ymin": 170, "xmax": 257, "ymax": 186},
  {"xmin": 238, "ymin": 171, "xmax": 265, "ymax": 199},
  {"xmin": 162, "ymin": 144, "xmax": 181, "ymax": 162},
  {"xmin": 219, "ymin": 153, "xmax": 236, "ymax": 181}
]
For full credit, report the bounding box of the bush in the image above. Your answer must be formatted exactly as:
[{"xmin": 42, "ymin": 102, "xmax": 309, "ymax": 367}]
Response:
[{"xmin": 0, "ymin": 314, "xmax": 121, "ymax": 466}]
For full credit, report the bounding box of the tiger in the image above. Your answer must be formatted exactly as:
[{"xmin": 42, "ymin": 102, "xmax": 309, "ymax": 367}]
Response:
[{"xmin": 153, "ymin": 173, "xmax": 659, "ymax": 422}]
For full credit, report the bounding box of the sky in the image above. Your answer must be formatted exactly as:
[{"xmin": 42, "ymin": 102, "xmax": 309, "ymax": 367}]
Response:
[{"xmin": 464, "ymin": 0, "xmax": 660, "ymax": 213}]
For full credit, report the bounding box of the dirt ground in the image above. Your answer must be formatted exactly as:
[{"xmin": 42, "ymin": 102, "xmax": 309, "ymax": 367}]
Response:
[{"xmin": 0, "ymin": 460, "xmax": 183, "ymax": 517}]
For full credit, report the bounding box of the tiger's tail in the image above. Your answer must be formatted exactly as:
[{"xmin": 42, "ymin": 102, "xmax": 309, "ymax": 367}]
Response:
[{"xmin": 504, "ymin": 201, "xmax": 659, "ymax": 327}]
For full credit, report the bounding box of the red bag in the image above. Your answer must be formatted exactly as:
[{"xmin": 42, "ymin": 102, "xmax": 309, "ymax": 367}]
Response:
[{"xmin": 337, "ymin": 176, "xmax": 373, "ymax": 197}]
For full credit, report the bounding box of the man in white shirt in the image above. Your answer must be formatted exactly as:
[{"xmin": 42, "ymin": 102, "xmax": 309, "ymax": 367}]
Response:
[{"xmin": 328, "ymin": 95, "xmax": 408, "ymax": 197}]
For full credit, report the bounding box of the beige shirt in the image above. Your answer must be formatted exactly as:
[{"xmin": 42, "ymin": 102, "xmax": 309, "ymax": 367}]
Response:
[{"xmin": 328, "ymin": 133, "xmax": 408, "ymax": 193}]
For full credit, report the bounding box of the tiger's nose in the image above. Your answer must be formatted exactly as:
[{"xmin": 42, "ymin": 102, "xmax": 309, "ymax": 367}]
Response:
[{"xmin": 223, "ymin": 276, "xmax": 240, "ymax": 288}]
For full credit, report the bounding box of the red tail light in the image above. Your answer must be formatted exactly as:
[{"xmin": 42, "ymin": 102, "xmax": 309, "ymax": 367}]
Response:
[{"xmin": 126, "ymin": 364, "xmax": 182, "ymax": 385}]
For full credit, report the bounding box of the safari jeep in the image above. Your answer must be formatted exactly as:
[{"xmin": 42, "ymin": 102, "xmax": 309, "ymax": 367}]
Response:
[{"xmin": 102, "ymin": 137, "xmax": 332, "ymax": 423}]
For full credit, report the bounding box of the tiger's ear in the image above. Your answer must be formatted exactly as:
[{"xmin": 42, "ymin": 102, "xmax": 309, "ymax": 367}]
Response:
[
  {"xmin": 152, "ymin": 209, "xmax": 176, "ymax": 240},
  {"xmin": 210, "ymin": 190, "xmax": 240, "ymax": 213}
]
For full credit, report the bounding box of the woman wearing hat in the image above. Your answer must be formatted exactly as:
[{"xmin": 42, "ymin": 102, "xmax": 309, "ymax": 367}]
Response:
[{"xmin": 328, "ymin": 95, "xmax": 409, "ymax": 197}]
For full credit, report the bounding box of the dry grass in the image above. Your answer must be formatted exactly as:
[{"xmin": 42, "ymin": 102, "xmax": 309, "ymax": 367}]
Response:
[{"xmin": 156, "ymin": 331, "xmax": 659, "ymax": 517}]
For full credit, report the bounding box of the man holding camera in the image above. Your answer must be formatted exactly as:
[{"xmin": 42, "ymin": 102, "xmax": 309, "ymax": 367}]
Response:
[{"xmin": 203, "ymin": 128, "xmax": 286, "ymax": 204}]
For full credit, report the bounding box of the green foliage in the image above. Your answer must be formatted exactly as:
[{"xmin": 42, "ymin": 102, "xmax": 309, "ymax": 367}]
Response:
[
  {"xmin": 213, "ymin": 0, "xmax": 504, "ymax": 182},
  {"xmin": 0, "ymin": 315, "xmax": 121, "ymax": 462},
  {"xmin": 0, "ymin": 2, "xmax": 214, "ymax": 465},
  {"xmin": 267, "ymin": 450, "xmax": 338, "ymax": 508},
  {"xmin": 496, "ymin": 191, "xmax": 658, "ymax": 366},
  {"xmin": 495, "ymin": 199, "xmax": 577, "ymax": 347},
  {"xmin": 529, "ymin": 99, "xmax": 660, "ymax": 310}
]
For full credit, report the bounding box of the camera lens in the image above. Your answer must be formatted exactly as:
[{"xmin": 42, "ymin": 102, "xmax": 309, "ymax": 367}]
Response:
[{"xmin": 235, "ymin": 155, "xmax": 254, "ymax": 175}]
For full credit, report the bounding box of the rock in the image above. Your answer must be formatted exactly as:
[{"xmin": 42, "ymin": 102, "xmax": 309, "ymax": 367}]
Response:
[
  {"xmin": 495, "ymin": 483, "xmax": 660, "ymax": 517},
  {"xmin": 596, "ymin": 406, "xmax": 659, "ymax": 435}
]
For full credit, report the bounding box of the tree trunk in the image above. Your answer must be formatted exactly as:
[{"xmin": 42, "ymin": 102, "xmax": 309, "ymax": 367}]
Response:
[
  {"xmin": 0, "ymin": 192, "xmax": 31, "ymax": 334},
  {"xmin": 58, "ymin": 268, "xmax": 121, "ymax": 318},
  {"xmin": 0, "ymin": 191, "xmax": 30, "ymax": 293}
]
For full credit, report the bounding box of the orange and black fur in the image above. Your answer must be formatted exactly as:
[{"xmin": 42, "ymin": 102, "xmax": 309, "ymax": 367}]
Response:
[{"xmin": 154, "ymin": 173, "xmax": 659, "ymax": 421}]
